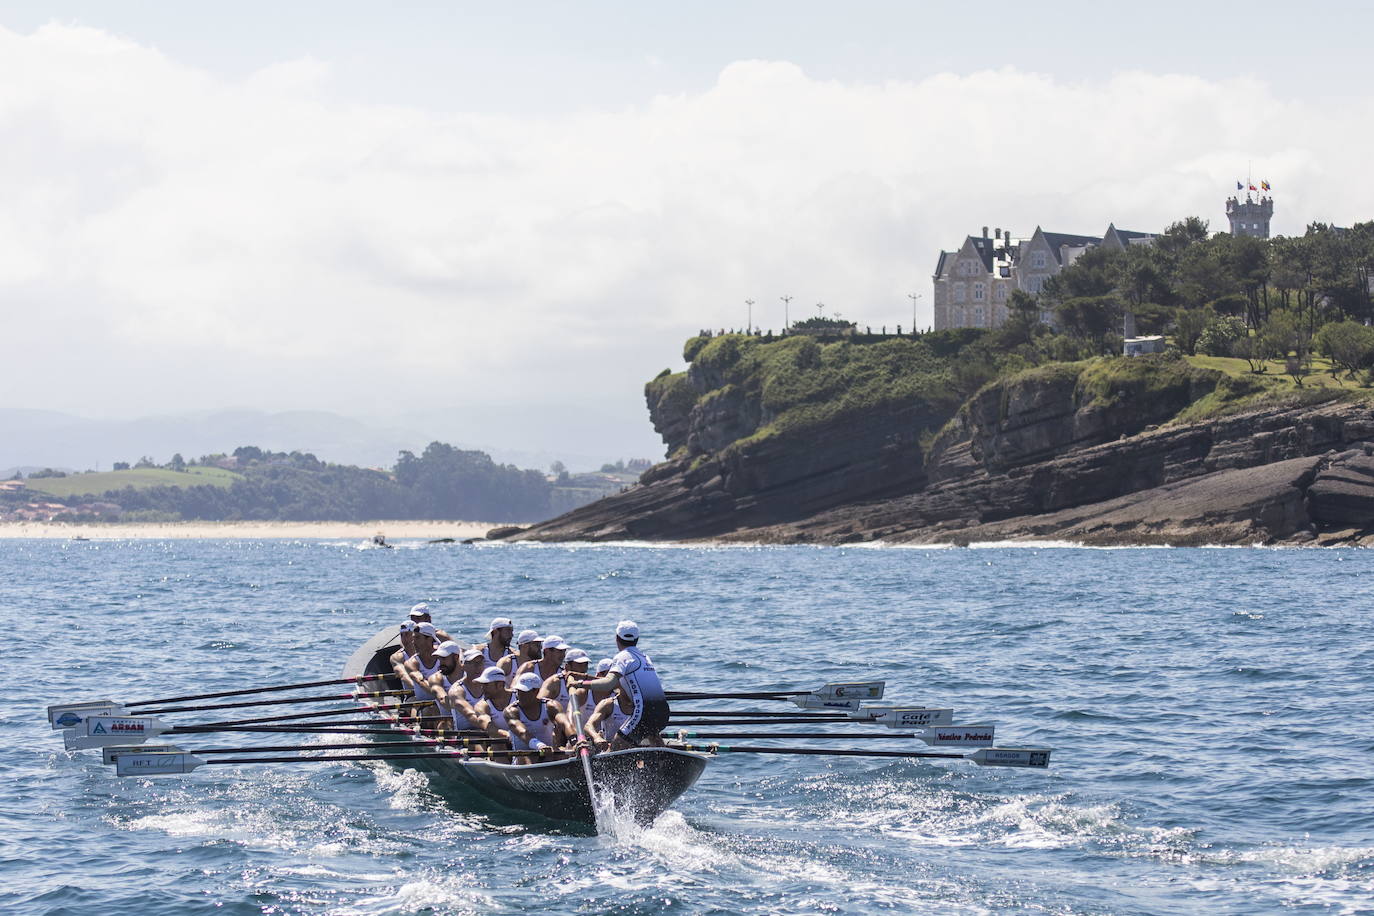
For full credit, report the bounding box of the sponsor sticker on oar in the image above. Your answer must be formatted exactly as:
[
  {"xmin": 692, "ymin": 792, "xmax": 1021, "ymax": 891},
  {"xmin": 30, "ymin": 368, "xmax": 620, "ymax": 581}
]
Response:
[
  {"xmin": 64, "ymin": 715, "xmax": 169, "ymax": 750},
  {"xmin": 916, "ymin": 725, "xmax": 995, "ymax": 747},
  {"xmin": 813, "ymin": 681, "xmax": 885, "ymax": 701},
  {"xmin": 115, "ymin": 752, "xmax": 206, "ymax": 777},
  {"xmin": 859, "ymin": 707, "xmax": 956, "ymax": 728},
  {"xmin": 47, "ymin": 701, "xmax": 127, "ymax": 730},
  {"xmin": 102, "ymin": 744, "xmax": 183, "ymax": 765},
  {"xmin": 969, "ymin": 747, "xmax": 1052, "ymax": 768},
  {"xmin": 792, "ymin": 695, "xmax": 864, "ymax": 711}
]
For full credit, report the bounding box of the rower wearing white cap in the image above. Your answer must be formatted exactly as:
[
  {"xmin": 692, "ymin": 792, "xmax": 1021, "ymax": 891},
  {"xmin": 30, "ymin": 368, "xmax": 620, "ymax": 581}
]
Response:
[
  {"xmin": 389, "ymin": 620, "xmax": 418, "ymax": 678},
  {"xmin": 506, "ymin": 671, "xmax": 569, "ymax": 764},
  {"xmin": 569, "ymin": 620, "xmax": 669, "ymax": 749},
  {"xmin": 477, "ymin": 617, "xmax": 515, "ymax": 671},
  {"xmin": 472, "ymin": 665, "xmax": 516, "ymax": 741},
  {"xmin": 407, "ymin": 603, "xmax": 453, "ymax": 643},
  {"xmin": 441, "ymin": 648, "xmax": 489, "ymax": 733},
  {"xmin": 400, "ymin": 623, "xmax": 444, "ymax": 713},
  {"xmin": 516, "ymin": 633, "xmax": 568, "ymax": 689},
  {"xmin": 423, "ymin": 640, "xmax": 464, "ymax": 700},
  {"xmin": 569, "ymin": 656, "xmax": 617, "ymax": 735},
  {"xmin": 508, "ymin": 630, "xmax": 543, "ymax": 683},
  {"xmin": 540, "ymin": 647, "xmax": 588, "ymax": 716}
]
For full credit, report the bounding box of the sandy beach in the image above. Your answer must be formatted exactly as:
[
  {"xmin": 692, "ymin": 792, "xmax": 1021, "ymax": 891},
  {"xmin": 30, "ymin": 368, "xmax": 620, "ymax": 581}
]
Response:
[{"xmin": 0, "ymin": 520, "xmax": 505, "ymax": 540}]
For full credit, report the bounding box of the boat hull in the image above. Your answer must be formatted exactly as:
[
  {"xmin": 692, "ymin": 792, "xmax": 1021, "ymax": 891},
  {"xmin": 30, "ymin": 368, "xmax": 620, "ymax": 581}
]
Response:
[{"xmin": 343, "ymin": 625, "xmax": 708, "ymax": 826}]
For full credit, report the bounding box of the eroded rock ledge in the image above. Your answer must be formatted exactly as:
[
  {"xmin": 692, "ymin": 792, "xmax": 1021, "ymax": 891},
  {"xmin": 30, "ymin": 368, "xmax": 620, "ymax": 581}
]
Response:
[{"xmin": 493, "ymin": 353, "xmax": 1374, "ymax": 547}]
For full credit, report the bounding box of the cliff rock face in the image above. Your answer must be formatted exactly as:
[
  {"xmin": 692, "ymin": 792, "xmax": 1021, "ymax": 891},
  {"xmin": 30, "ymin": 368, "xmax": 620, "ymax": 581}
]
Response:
[{"xmin": 497, "ymin": 348, "xmax": 1374, "ymax": 546}]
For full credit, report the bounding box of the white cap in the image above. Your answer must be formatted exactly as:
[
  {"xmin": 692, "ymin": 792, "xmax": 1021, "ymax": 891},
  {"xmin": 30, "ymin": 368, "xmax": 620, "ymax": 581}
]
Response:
[
  {"xmin": 414, "ymin": 622, "xmax": 438, "ymax": 639},
  {"xmin": 513, "ymin": 672, "xmax": 544, "ymax": 692},
  {"xmin": 565, "ymin": 648, "xmax": 589, "ymax": 664},
  {"xmin": 489, "ymin": 617, "xmax": 513, "ymax": 631},
  {"xmin": 595, "ymin": 657, "xmax": 614, "ymax": 675},
  {"xmin": 434, "ymin": 640, "xmax": 462, "ymax": 658},
  {"xmin": 399, "ymin": 620, "xmax": 416, "ymax": 633},
  {"xmin": 541, "ymin": 635, "xmax": 568, "ymax": 651},
  {"xmin": 408, "ymin": 603, "xmax": 431, "ymax": 620},
  {"xmin": 462, "ymin": 648, "xmax": 485, "ymax": 663},
  {"xmin": 515, "ymin": 629, "xmax": 541, "ymax": 646},
  {"xmin": 474, "ymin": 666, "xmax": 507, "ymax": 684},
  {"xmin": 615, "ymin": 620, "xmax": 640, "ymax": 640}
]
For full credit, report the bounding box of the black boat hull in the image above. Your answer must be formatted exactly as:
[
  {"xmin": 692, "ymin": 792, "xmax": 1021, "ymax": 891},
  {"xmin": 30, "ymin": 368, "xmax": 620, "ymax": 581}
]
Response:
[{"xmin": 342, "ymin": 625, "xmax": 708, "ymax": 826}]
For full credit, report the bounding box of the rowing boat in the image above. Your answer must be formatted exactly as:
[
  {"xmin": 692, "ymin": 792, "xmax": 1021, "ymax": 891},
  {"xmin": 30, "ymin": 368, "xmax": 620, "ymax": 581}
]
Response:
[{"xmin": 342, "ymin": 625, "xmax": 709, "ymax": 826}]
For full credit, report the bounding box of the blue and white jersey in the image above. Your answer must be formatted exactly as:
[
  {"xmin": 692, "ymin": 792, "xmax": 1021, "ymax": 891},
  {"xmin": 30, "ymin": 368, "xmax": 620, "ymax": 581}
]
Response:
[{"xmin": 609, "ymin": 647, "xmax": 665, "ymax": 703}]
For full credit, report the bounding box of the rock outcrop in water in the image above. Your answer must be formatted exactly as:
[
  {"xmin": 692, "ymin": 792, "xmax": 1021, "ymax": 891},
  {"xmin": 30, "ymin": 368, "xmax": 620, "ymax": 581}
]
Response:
[{"xmin": 492, "ymin": 338, "xmax": 1374, "ymax": 546}]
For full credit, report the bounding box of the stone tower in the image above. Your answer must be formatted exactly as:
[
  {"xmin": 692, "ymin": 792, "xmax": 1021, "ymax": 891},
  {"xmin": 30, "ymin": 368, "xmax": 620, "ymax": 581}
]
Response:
[{"xmin": 1226, "ymin": 193, "xmax": 1273, "ymax": 238}]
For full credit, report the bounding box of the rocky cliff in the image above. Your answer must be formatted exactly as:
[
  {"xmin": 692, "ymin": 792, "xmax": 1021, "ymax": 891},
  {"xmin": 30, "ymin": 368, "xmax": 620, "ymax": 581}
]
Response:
[{"xmin": 496, "ymin": 340, "xmax": 1374, "ymax": 546}]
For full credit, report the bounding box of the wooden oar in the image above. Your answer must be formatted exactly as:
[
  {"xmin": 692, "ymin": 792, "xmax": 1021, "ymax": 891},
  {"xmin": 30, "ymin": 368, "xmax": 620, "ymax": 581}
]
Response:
[
  {"xmin": 674, "ymin": 725, "xmax": 995, "ymax": 747},
  {"xmin": 113, "ymin": 747, "xmax": 556, "ymax": 776},
  {"xmin": 669, "ymin": 710, "xmax": 854, "ymax": 719},
  {"xmin": 563, "ymin": 675, "xmax": 603, "ymax": 829},
  {"xmin": 671, "ymin": 743, "xmax": 1051, "ymax": 768},
  {"xmin": 670, "ymin": 717, "xmax": 854, "ymax": 726}
]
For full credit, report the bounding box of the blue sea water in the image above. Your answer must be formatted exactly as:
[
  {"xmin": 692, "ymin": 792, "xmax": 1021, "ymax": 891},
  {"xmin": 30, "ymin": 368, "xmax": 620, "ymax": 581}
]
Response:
[{"xmin": 2, "ymin": 538, "xmax": 1372, "ymax": 915}]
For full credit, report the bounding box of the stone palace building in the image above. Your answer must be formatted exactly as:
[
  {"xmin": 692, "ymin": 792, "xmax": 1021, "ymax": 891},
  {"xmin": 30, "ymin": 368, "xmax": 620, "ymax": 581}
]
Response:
[{"xmin": 931, "ymin": 194, "xmax": 1274, "ymax": 331}]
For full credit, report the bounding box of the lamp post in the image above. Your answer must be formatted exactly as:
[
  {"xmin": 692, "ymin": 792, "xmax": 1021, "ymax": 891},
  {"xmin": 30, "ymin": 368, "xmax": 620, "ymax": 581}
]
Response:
[
  {"xmin": 780, "ymin": 294, "xmax": 792, "ymax": 333},
  {"xmin": 908, "ymin": 293, "xmax": 921, "ymax": 335},
  {"xmin": 745, "ymin": 299, "xmax": 755, "ymax": 333}
]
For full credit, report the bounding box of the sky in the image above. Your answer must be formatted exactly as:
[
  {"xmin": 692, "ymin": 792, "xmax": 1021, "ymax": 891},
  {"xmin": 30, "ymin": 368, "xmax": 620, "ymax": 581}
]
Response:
[{"xmin": 3, "ymin": 2, "xmax": 1374, "ymax": 464}]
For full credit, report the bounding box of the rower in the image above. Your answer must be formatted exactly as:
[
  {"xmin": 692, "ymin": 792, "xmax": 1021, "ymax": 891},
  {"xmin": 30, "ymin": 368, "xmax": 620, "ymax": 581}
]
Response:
[
  {"xmin": 424, "ymin": 640, "xmax": 463, "ymax": 702},
  {"xmin": 508, "ymin": 630, "xmax": 543, "ymax": 682},
  {"xmin": 477, "ymin": 617, "xmax": 515, "ymax": 671},
  {"xmin": 568, "ymin": 656, "xmax": 616, "ymax": 735},
  {"xmin": 443, "ymin": 648, "xmax": 489, "ymax": 733},
  {"xmin": 408, "ymin": 602, "xmax": 453, "ymax": 643},
  {"xmin": 472, "ymin": 665, "xmax": 516, "ymax": 743},
  {"xmin": 506, "ymin": 672, "xmax": 569, "ymax": 764},
  {"xmin": 570, "ymin": 620, "xmax": 669, "ymax": 749},
  {"xmin": 517, "ymin": 633, "xmax": 567, "ymax": 688},
  {"xmin": 540, "ymin": 647, "xmax": 589, "ymax": 716},
  {"xmin": 388, "ymin": 620, "xmax": 418, "ymax": 680},
  {"xmin": 400, "ymin": 623, "xmax": 444, "ymax": 716},
  {"xmin": 585, "ymin": 684, "xmax": 634, "ymax": 751}
]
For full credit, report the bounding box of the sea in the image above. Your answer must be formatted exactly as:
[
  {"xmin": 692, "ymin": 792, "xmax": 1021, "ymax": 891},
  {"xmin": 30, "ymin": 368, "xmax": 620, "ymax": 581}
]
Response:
[{"xmin": 2, "ymin": 538, "xmax": 1371, "ymax": 915}]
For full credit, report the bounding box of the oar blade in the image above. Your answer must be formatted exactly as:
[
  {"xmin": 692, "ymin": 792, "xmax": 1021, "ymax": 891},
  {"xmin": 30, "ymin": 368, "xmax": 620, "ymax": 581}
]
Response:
[
  {"xmin": 918, "ymin": 725, "xmax": 995, "ymax": 747},
  {"xmin": 813, "ymin": 681, "xmax": 885, "ymax": 701},
  {"xmin": 791, "ymin": 695, "xmax": 864, "ymax": 711},
  {"xmin": 969, "ymin": 747, "xmax": 1052, "ymax": 768},
  {"xmin": 115, "ymin": 752, "xmax": 206, "ymax": 777},
  {"xmin": 102, "ymin": 744, "xmax": 184, "ymax": 765},
  {"xmin": 64, "ymin": 715, "xmax": 168, "ymax": 750},
  {"xmin": 861, "ymin": 707, "xmax": 955, "ymax": 728},
  {"xmin": 48, "ymin": 701, "xmax": 126, "ymax": 730}
]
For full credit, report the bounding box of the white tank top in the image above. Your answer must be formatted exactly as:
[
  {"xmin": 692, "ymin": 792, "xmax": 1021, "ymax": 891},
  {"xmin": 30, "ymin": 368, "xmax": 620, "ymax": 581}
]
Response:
[
  {"xmin": 485, "ymin": 695, "xmax": 512, "ymax": 731},
  {"xmin": 450, "ymin": 684, "xmax": 483, "ymax": 730},
  {"xmin": 411, "ymin": 655, "xmax": 440, "ymax": 700},
  {"xmin": 517, "ymin": 700, "xmax": 558, "ymax": 747},
  {"xmin": 481, "ymin": 644, "xmax": 510, "ymax": 669},
  {"xmin": 595, "ymin": 702, "xmax": 629, "ymax": 740}
]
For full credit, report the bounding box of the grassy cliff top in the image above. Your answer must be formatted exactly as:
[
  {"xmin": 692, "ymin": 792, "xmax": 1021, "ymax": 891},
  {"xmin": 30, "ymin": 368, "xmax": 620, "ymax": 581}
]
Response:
[{"xmin": 24, "ymin": 466, "xmax": 241, "ymax": 499}]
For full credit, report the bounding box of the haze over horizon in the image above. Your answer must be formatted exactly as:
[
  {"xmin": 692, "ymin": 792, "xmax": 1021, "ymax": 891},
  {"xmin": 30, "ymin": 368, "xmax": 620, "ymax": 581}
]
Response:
[{"xmin": 4, "ymin": 1, "xmax": 1374, "ymax": 463}]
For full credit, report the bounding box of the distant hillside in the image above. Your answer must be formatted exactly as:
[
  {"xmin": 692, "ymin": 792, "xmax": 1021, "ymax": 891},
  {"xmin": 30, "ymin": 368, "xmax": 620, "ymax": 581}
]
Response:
[{"xmin": 24, "ymin": 467, "xmax": 240, "ymax": 499}]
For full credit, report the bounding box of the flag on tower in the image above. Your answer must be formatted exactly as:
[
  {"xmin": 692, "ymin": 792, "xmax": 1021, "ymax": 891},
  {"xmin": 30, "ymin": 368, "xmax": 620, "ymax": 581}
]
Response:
[
  {"xmin": 1236, "ymin": 181, "xmax": 1244, "ymax": 190},
  {"xmin": 1261, "ymin": 180, "xmax": 1271, "ymax": 191},
  {"xmin": 1249, "ymin": 184, "xmax": 1257, "ymax": 191}
]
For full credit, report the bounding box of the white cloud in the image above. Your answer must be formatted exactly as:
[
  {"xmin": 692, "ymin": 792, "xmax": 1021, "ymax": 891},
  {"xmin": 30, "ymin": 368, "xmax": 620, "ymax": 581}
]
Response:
[{"xmin": 1, "ymin": 24, "xmax": 1371, "ymax": 454}]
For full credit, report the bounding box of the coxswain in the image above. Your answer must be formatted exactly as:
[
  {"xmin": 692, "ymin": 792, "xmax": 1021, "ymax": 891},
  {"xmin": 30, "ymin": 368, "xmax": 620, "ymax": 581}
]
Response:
[
  {"xmin": 407, "ymin": 602, "xmax": 453, "ymax": 643},
  {"xmin": 517, "ymin": 633, "xmax": 567, "ymax": 688},
  {"xmin": 569, "ymin": 620, "xmax": 669, "ymax": 749},
  {"xmin": 506, "ymin": 672, "xmax": 569, "ymax": 764},
  {"xmin": 472, "ymin": 665, "xmax": 516, "ymax": 742},
  {"xmin": 477, "ymin": 617, "xmax": 515, "ymax": 670}
]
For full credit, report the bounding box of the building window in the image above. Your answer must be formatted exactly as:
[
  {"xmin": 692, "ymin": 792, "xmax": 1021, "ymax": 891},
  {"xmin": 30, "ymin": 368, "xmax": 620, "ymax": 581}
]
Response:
[
  {"xmin": 953, "ymin": 283, "xmax": 966, "ymax": 303},
  {"xmin": 974, "ymin": 306, "xmax": 984, "ymax": 325},
  {"xmin": 1025, "ymin": 276, "xmax": 1042, "ymax": 293},
  {"xmin": 994, "ymin": 284, "xmax": 1007, "ymax": 301},
  {"xmin": 973, "ymin": 282, "xmax": 985, "ymax": 301},
  {"xmin": 1030, "ymin": 251, "xmax": 1047, "ymax": 269}
]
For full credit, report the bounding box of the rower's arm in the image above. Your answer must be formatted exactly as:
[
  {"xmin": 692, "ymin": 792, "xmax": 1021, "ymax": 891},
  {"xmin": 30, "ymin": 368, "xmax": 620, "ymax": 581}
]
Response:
[
  {"xmin": 576, "ymin": 671, "xmax": 620, "ymax": 693},
  {"xmin": 505, "ymin": 705, "xmax": 532, "ymax": 742},
  {"xmin": 584, "ymin": 698, "xmax": 613, "ymax": 745},
  {"xmin": 447, "ymin": 687, "xmax": 479, "ymax": 721}
]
